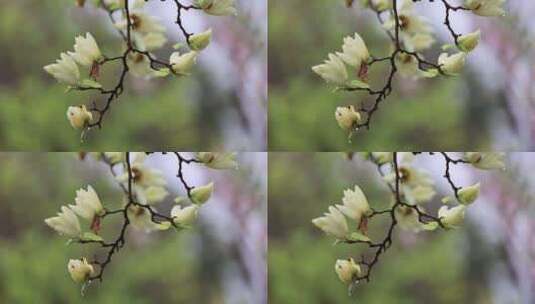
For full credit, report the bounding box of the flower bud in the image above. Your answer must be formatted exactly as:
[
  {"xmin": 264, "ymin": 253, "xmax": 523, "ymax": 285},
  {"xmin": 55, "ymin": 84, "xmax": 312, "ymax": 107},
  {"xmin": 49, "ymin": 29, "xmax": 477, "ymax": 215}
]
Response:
[
  {"xmin": 171, "ymin": 205, "xmax": 199, "ymax": 226},
  {"xmin": 458, "ymin": 30, "xmax": 480, "ymax": 52},
  {"xmin": 458, "ymin": 183, "xmax": 480, "ymax": 205},
  {"xmin": 438, "ymin": 52, "xmax": 466, "ymax": 76},
  {"xmin": 170, "ymin": 51, "xmax": 198, "ymax": 76},
  {"xmin": 438, "ymin": 205, "xmax": 466, "ymax": 229},
  {"xmin": 68, "ymin": 258, "xmax": 94, "ymax": 283},
  {"xmin": 190, "ymin": 182, "xmax": 214, "ymax": 205},
  {"xmin": 335, "ymin": 258, "xmax": 361, "ymax": 284},
  {"xmin": 189, "ymin": 29, "xmax": 212, "ymax": 51},
  {"xmin": 67, "ymin": 105, "xmax": 92, "ymax": 129},
  {"xmin": 335, "ymin": 105, "xmax": 361, "ymax": 131}
]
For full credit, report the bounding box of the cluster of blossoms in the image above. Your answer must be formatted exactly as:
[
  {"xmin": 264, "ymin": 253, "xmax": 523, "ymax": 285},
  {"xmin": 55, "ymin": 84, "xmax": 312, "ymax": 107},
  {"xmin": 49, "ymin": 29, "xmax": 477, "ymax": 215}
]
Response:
[
  {"xmin": 43, "ymin": 0, "xmax": 236, "ymax": 137},
  {"xmin": 312, "ymin": 152, "xmax": 505, "ymax": 294},
  {"xmin": 312, "ymin": 0, "xmax": 507, "ymax": 138},
  {"xmin": 44, "ymin": 152, "xmax": 237, "ymax": 288}
]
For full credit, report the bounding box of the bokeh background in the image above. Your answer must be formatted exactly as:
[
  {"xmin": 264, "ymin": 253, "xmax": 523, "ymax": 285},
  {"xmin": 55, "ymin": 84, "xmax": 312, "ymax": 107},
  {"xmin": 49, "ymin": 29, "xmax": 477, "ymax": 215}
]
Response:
[
  {"xmin": 269, "ymin": 0, "xmax": 535, "ymax": 151},
  {"xmin": 0, "ymin": 1, "xmax": 267, "ymax": 150},
  {"xmin": 0, "ymin": 152, "xmax": 267, "ymax": 303},
  {"xmin": 269, "ymin": 153, "xmax": 535, "ymax": 303}
]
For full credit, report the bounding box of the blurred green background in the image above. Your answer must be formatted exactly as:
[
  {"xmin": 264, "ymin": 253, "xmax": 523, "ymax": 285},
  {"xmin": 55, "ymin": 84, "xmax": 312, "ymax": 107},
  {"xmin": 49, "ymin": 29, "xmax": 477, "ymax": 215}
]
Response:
[
  {"xmin": 0, "ymin": 153, "xmax": 267, "ymax": 303},
  {"xmin": 268, "ymin": 0, "xmax": 534, "ymax": 151},
  {"xmin": 268, "ymin": 153, "xmax": 534, "ymax": 304},
  {"xmin": 0, "ymin": 1, "xmax": 266, "ymax": 150}
]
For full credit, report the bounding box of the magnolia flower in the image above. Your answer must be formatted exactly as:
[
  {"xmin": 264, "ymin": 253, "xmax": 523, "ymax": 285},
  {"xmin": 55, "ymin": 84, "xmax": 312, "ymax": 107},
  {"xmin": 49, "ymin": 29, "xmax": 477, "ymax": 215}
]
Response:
[
  {"xmin": 438, "ymin": 52, "xmax": 466, "ymax": 75},
  {"xmin": 312, "ymin": 53, "xmax": 348, "ymax": 85},
  {"xmin": 134, "ymin": 32, "xmax": 167, "ymax": 52},
  {"xmin": 395, "ymin": 205, "xmax": 438, "ymax": 232},
  {"xmin": 191, "ymin": 182, "xmax": 214, "ymax": 205},
  {"xmin": 336, "ymin": 33, "xmax": 370, "ymax": 75},
  {"xmin": 189, "ymin": 29, "xmax": 212, "ymax": 51},
  {"xmin": 68, "ymin": 258, "xmax": 94, "ymax": 283},
  {"xmin": 438, "ymin": 205, "xmax": 466, "ymax": 229},
  {"xmin": 116, "ymin": 12, "xmax": 165, "ymax": 34},
  {"xmin": 197, "ymin": 152, "xmax": 238, "ymax": 170},
  {"xmin": 464, "ymin": 152, "xmax": 506, "ymax": 170},
  {"xmin": 336, "ymin": 185, "xmax": 371, "ymax": 226},
  {"xmin": 69, "ymin": 186, "xmax": 104, "ymax": 220},
  {"xmin": 385, "ymin": 153, "xmax": 435, "ymax": 204},
  {"xmin": 126, "ymin": 52, "xmax": 156, "ymax": 78},
  {"xmin": 335, "ymin": 105, "xmax": 361, "ymax": 131},
  {"xmin": 196, "ymin": 0, "xmax": 237, "ymax": 16},
  {"xmin": 44, "ymin": 53, "xmax": 80, "ymax": 85},
  {"xmin": 66, "ymin": 105, "xmax": 93, "ymax": 129},
  {"xmin": 171, "ymin": 205, "xmax": 199, "ymax": 226},
  {"xmin": 384, "ymin": 0, "xmax": 434, "ymax": 52},
  {"xmin": 402, "ymin": 32, "xmax": 435, "ymax": 52},
  {"xmin": 335, "ymin": 258, "xmax": 361, "ymax": 284},
  {"xmin": 458, "ymin": 183, "xmax": 480, "ymax": 205},
  {"xmin": 458, "ymin": 30, "xmax": 481, "ymax": 52},
  {"xmin": 170, "ymin": 51, "xmax": 198, "ymax": 76},
  {"xmin": 465, "ymin": 0, "xmax": 506, "ymax": 17},
  {"xmin": 136, "ymin": 186, "xmax": 169, "ymax": 205},
  {"xmin": 68, "ymin": 33, "xmax": 103, "ymax": 67},
  {"xmin": 118, "ymin": 153, "xmax": 166, "ymax": 187},
  {"xmin": 127, "ymin": 205, "xmax": 171, "ymax": 231},
  {"xmin": 45, "ymin": 206, "xmax": 82, "ymax": 238},
  {"xmin": 104, "ymin": 0, "xmax": 145, "ymax": 9},
  {"xmin": 395, "ymin": 53, "xmax": 437, "ymax": 78},
  {"xmin": 312, "ymin": 206, "xmax": 349, "ymax": 240}
]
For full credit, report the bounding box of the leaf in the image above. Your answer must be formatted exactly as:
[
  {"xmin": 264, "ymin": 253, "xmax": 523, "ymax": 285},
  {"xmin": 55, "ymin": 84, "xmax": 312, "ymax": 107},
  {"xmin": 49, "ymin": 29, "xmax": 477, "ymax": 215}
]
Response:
[
  {"xmin": 82, "ymin": 232, "xmax": 104, "ymax": 242},
  {"xmin": 420, "ymin": 68, "xmax": 439, "ymax": 78},
  {"xmin": 442, "ymin": 44, "xmax": 455, "ymax": 51},
  {"xmin": 346, "ymin": 79, "xmax": 370, "ymax": 89},
  {"xmin": 153, "ymin": 68, "xmax": 170, "ymax": 78},
  {"xmin": 80, "ymin": 79, "xmax": 103, "ymax": 89},
  {"xmin": 421, "ymin": 222, "xmax": 439, "ymax": 231},
  {"xmin": 347, "ymin": 232, "xmax": 371, "ymax": 242}
]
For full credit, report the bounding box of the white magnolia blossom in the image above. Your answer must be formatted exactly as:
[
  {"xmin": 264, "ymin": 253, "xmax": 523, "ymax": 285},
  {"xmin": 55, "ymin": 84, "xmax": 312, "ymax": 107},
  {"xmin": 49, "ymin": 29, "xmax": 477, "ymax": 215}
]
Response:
[
  {"xmin": 127, "ymin": 205, "xmax": 171, "ymax": 231},
  {"xmin": 371, "ymin": 0, "xmax": 392, "ymax": 11},
  {"xmin": 458, "ymin": 183, "xmax": 480, "ymax": 205},
  {"xmin": 68, "ymin": 258, "xmax": 94, "ymax": 283},
  {"xmin": 335, "ymin": 258, "xmax": 361, "ymax": 284},
  {"xmin": 191, "ymin": 182, "xmax": 214, "ymax": 205},
  {"xmin": 312, "ymin": 206, "xmax": 349, "ymax": 240},
  {"xmin": 312, "ymin": 53, "xmax": 348, "ymax": 85},
  {"xmin": 438, "ymin": 205, "xmax": 466, "ymax": 229},
  {"xmin": 335, "ymin": 105, "xmax": 361, "ymax": 131},
  {"xmin": 104, "ymin": 0, "xmax": 145, "ymax": 9},
  {"xmin": 126, "ymin": 52, "xmax": 157, "ymax": 78},
  {"xmin": 196, "ymin": 0, "xmax": 237, "ymax": 16},
  {"xmin": 197, "ymin": 152, "xmax": 238, "ymax": 170},
  {"xmin": 395, "ymin": 53, "xmax": 437, "ymax": 79},
  {"xmin": 385, "ymin": 0, "xmax": 434, "ymax": 52},
  {"xmin": 189, "ymin": 29, "xmax": 212, "ymax": 51},
  {"xmin": 336, "ymin": 33, "xmax": 370, "ymax": 72},
  {"xmin": 69, "ymin": 185, "xmax": 104, "ymax": 220},
  {"xmin": 335, "ymin": 185, "xmax": 371, "ymax": 226},
  {"xmin": 116, "ymin": 11, "xmax": 166, "ymax": 34},
  {"xmin": 44, "ymin": 53, "xmax": 81, "ymax": 85},
  {"xmin": 170, "ymin": 51, "xmax": 198, "ymax": 76},
  {"xmin": 136, "ymin": 185, "xmax": 169, "ymax": 205},
  {"xmin": 465, "ymin": 0, "xmax": 506, "ymax": 17},
  {"xmin": 133, "ymin": 32, "xmax": 167, "ymax": 52},
  {"xmin": 118, "ymin": 153, "xmax": 166, "ymax": 188},
  {"xmin": 171, "ymin": 205, "xmax": 199, "ymax": 226},
  {"xmin": 464, "ymin": 152, "xmax": 506, "ymax": 170},
  {"xmin": 438, "ymin": 52, "xmax": 466, "ymax": 76},
  {"xmin": 66, "ymin": 105, "xmax": 93, "ymax": 129},
  {"xmin": 68, "ymin": 33, "xmax": 103, "ymax": 67},
  {"xmin": 104, "ymin": 152, "xmax": 125, "ymax": 164},
  {"xmin": 385, "ymin": 153, "xmax": 435, "ymax": 204},
  {"xmin": 458, "ymin": 30, "xmax": 481, "ymax": 53},
  {"xmin": 45, "ymin": 206, "xmax": 82, "ymax": 238}
]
